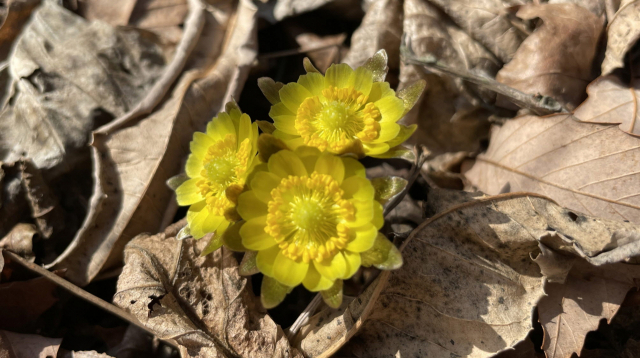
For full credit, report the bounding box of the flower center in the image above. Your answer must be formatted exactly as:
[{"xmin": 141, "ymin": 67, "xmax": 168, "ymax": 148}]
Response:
[
  {"xmin": 295, "ymin": 86, "xmax": 381, "ymax": 153},
  {"xmin": 196, "ymin": 133, "xmax": 251, "ymax": 216},
  {"xmin": 265, "ymin": 173, "xmax": 355, "ymax": 263}
]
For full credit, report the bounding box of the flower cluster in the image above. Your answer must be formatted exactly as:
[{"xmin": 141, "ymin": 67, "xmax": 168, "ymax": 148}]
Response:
[{"xmin": 173, "ymin": 51, "xmax": 424, "ymax": 308}]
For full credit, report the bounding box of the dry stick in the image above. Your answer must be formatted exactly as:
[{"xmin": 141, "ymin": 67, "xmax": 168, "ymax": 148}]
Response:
[
  {"xmin": 399, "ymin": 36, "xmax": 568, "ymax": 116},
  {"xmin": 3, "ymin": 250, "xmax": 178, "ymax": 350},
  {"xmin": 286, "ymin": 146, "xmax": 428, "ymax": 339},
  {"xmin": 98, "ymin": 0, "xmax": 206, "ymax": 135},
  {"xmin": 258, "ymin": 35, "xmax": 347, "ymax": 60}
]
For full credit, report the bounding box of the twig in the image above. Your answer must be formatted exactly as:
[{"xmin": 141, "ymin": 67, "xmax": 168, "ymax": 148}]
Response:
[
  {"xmin": 98, "ymin": 0, "xmax": 206, "ymax": 135},
  {"xmin": 383, "ymin": 145, "xmax": 429, "ymax": 217},
  {"xmin": 3, "ymin": 250, "xmax": 178, "ymax": 350},
  {"xmin": 400, "ymin": 35, "xmax": 567, "ymax": 116},
  {"xmin": 286, "ymin": 293, "xmax": 323, "ymax": 340},
  {"xmin": 258, "ymin": 34, "xmax": 346, "ymax": 60}
]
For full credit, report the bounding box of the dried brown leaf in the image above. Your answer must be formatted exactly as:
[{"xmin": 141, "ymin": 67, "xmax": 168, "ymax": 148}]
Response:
[
  {"xmin": 47, "ymin": 0, "xmax": 257, "ymax": 285},
  {"xmin": 573, "ymin": 74, "xmax": 640, "ymax": 136},
  {"xmin": 0, "ymin": 1, "xmax": 166, "ymax": 171},
  {"xmin": 0, "ymin": 0, "xmax": 40, "ymax": 61},
  {"xmin": 538, "ymin": 259, "xmax": 640, "ymax": 358},
  {"xmin": 548, "ymin": 0, "xmax": 616, "ymax": 17},
  {"xmin": 257, "ymin": 0, "xmax": 338, "ymax": 22},
  {"xmin": 0, "ymin": 224, "xmax": 37, "ymax": 262},
  {"xmin": 295, "ymin": 189, "xmax": 640, "ymax": 357},
  {"xmin": 18, "ymin": 160, "xmax": 64, "ymax": 239},
  {"xmin": 496, "ymin": 3, "xmax": 604, "ymax": 110},
  {"xmin": 0, "ymin": 270, "xmax": 60, "ymax": 331},
  {"xmin": 465, "ymin": 114, "xmax": 640, "ymax": 224},
  {"xmin": 114, "ymin": 223, "xmax": 301, "ymax": 358},
  {"xmin": 602, "ymin": 0, "xmax": 640, "ymax": 75},
  {"xmin": 58, "ymin": 351, "xmax": 115, "ymax": 358},
  {"xmin": 295, "ymin": 32, "xmax": 346, "ymax": 72},
  {"xmin": 0, "ymin": 330, "xmax": 61, "ymax": 358}
]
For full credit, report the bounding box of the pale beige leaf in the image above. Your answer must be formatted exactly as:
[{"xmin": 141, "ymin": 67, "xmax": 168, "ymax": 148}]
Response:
[
  {"xmin": 496, "ymin": 3, "xmax": 604, "ymax": 110},
  {"xmin": 114, "ymin": 221, "xmax": 301, "ymax": 358},
  {"xmin": 426, "ymin": 0, "xmax": 531, "ymax": 63},
  {"xmin": 257, "ymin": 0, "xmax": 337, "ymax": 22},
  {"xmin": 77, "ymin": 0, "xmax": 138, "ymax": 26},
  {"xmin": 573, "ymin": 74, "xmax": 640, "ymax": 136},
  {"xmin": 59, "ymin": 351, "xmax": 115, "ymax": 358},
  {"xmin": 295, "ymin": 33, "xmax": 346, "ymax": 72},
  {"xmin": 0, "ymin": 223, "xmax": 36, "ymax": 262},
  {"xmin": 342, "ymin": 0, "xmax": 402, "ymax": 69},
  {"xmin": 0, "ymin": 1, "xmax": 165, "ymax": 171},
  {"xmin": 0, "ymin": 0, "xmax": 40, "ymax": 61},
  {"xmin": 538, "ymin": 260, "xmax": 640, "ymax": 358},
  {"xmin": 548, "ymin": 0, "xmax": 617, "ymax": 17},
  {"xmin": 297, "ymin": 190, "xmax": 640, "ymax": 357},
  {"xmin": 0, "ymin": 330, "xmax": 61, "ymax": 358},
  {"xmin": 47, "ymin": 0, "xmax": 257, "ymax": 285},
  {"xmin": 465, "ymin": 114, "xmax": 640, "ymax": 224},
  {"xmin": 602, "ymin": 0, "xmax": 640, "ymax": 75}
]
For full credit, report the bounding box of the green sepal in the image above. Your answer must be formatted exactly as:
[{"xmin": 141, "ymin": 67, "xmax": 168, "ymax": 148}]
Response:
[
  {"xmin": 166, "ymin": 173, "xmax": 189, "ymax": 191},
  {"xmin": 363, "ymin": 49, "xmax": 388, "ymax": 82},
  {"xmin": 397, "ymin": 79, "xmax": 426, "ymax": 115},
  {"xmin": 176, "ymin": 225, "xmax": 191, "ymax": 240},
  {"xmin": 221, "ymin": 221, "xmax": 246, "ymax": 252},
  {"xmin": 370, "ymin": 145, "xmax": 415, "ymax": 161},
  {"xmin": 239, "ymin": 251, "xmax": 259, "ymax": 276},
  {"xmin": 258, "ymin": 77, "xmax": 284, "ymax": 105},
  {"xmin": 361, "ymin": 233, "xmax": 403, "ymax": 270},
  {"xmin": 200, "ymin": 232, "xmax": 223, "ymax": 256},
  {"xmin": 371, "ymin": 176, "xmax": 408, "ymax": 205},
  {"xmin": 303, "ymin": 57, "xmax": 320, "ymax": 73},
  {"xmin": 224, "ymin": 99, "xmax": 242, "ymax": 114},
  {"xmin": 321, "ymin": 279, "xmax": 343, "ymax": 308},
  {"xmin": 258, "ymin": 133, "xmax": 289, "ymax": 163},
  {"xmin": 256, "ymin": 120, "xmax": 276, "ymax": 134},
  {"xmin": 261, "ymin": 276, "xmax": 290, "ymax": 309}
]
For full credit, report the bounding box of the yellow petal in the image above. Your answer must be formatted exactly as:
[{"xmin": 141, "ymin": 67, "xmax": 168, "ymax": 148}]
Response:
[
  {"xmin": 186, "ymin": 200, "xmax": 206, "ymax": 222},
  {"xmin": 372, "ymin": 122, "xmax": 400, "ymax": 143},
  {"xmin": 314, "ymin": 153, "xmax": 345, "ymax": 183},
  {"xmin": 272, "ymin": 115, "xmax": 298, "ymax": 135},
  {"xmin": 347, "ymin": 67, "xmax": 373, "ymax": 96},
  {"xmin": 342, "ymin": 157, "xmax": 366, "ymax": 178},
  {"xmin": 325, "ymin": 63, "xmax": 353, "ymax": 89},
  {"xmin": 368, "ymin": 82, "xmax": 394, "ymax": 102},
  {"xmin": 279, "ymin": 82, "xmax": 312, "ymax": 113},
  {"xmin": 346, "ymin": 223, "xmax": 378, "ymax": 252},
  {"xmin": 298, "ymin": 72, "xmax": 325, "ymax": 98},
  {"xmin": 202, "ymin": 213, "xmax": 225, "ymax": 234},
  {"xmin": 256, "ymin": 246, "xmax": 281, "ymax": 277},
  {"xmin": 237, "ymin": 113, "xmax": 252, "ymax": 147},
  {"xmin": 176, "ymin": 178, "xmax": 204, "ymax": 206},
  {"xmin": 342, "ymin": 250, "xmax": 361, "ymax": 279},
  {"xmin": 237, "ymin": 191, "xmax": 268, "ymax": 220},
  {"xmin": 375, "ymin": 96, "xmax": 405, "ymax": 123},
  {"xmin": 345, "ymin": 200, "xmax": 374, "ymax": 227},
  {"xmin": 386, "ymin": 124, "xmax": 417, "ymax": 148},
  {"xmin": 251, "ymin": 122, "xmax": 259, "ymax": 154},
  {"xmin": 320, "ymin": 279, "xmax": 343, "ymax": 308},
  {"xmin": 283, "ymin": 137, "xmax": 305, "ymax": 150},
  {"xmin": 185, "ymin": 152, "xmax": 203, "ymax": 178},
  {"xmin": 261, "ymin": 276, "xmax": 289, "ymax": 309},
  {"xmin": 313, "ymin": 252, "xmax": 347, "ymax": 281},
  {"xmin": 240, "ymin": 216, "xmax": 277, "ymax": 250},
  {"xmin": 191, "ymin": 132, "xmax": 214, "ymax": 154},
  {"xmin": 208, "ymin": 112, "xmax": 236, "ymax": 138},
  {"xmin": 363, "ymin": 142, "xmax": 390, "ymax": 156},
  {"xmin": 268, "ymin": 150, "xmax": 307, "ymax": 178},
  {"xmin": 372, "ymin": 201, "xmax": 384, "ymax": 229},
  {"xmin": 295, "ymin": 146, "xmax": 322, "ymax": 173},
  {"xmin": 273, "ymin": 251, "xmax": 309, "ymax": 287},
  {"xmin": 341, "ymin": 176, "xmax": 374, "ymax": 201},
  {"xmin": 250, "ymin": 171, "xmax": 281, "ymax": 203},
  {"xmin": 222, "ymin": 221, "xmax": 246, "ymax": 251},
  {"xmin": 189, "ymin": 207, "xmax": 210, "ymax": 239},
  {"xmin": 302, "ymin": 264, "xmax": 334, "ymax": 292}
]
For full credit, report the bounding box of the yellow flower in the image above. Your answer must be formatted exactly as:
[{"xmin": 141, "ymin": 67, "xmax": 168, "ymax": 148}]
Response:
[
  {"xmin": 235, "ymin": 146, "xmax": 400, "ymax": 307},
  {"xmin": 259, "ymin": 52, "xmax": 423, "ymax": 158},
  {"xmin": 175, "ymin": 103, "xmax": 259, "ymax": 240}
]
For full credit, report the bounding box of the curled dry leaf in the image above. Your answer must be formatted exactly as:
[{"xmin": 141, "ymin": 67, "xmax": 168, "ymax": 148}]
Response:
[
  {"xmin": 0, "ymin": 1, "xmax": 166, "ymax": 172},
  {"xmin": 0, "ymin": 223, "xmax": 37, "ymax": 262},
  {"xmin": 0, "ymin": 0, "xmax": 40, "ymax": 61},
  {"xmin": 465, "ymin": 114, "xmax": 640, "ymax": 224},
  {"xmin": 426, "ymin": 0, "xmax": 531, "ymax": 63},
  {"xmin": 399, "ymin": 0, "xmax": 497, "ymax": 154},
  {"xmin": 114, "ymin": 222, "xmax": 301, "ymax": 358},
  {"xmin": 256, "ymin": 0, "xmax": 338, "ymax": 22},
  {"xmin": 573, "ymin": 74, "xmax": 640, "ymax": 136},
  {"xmin": 58, "ymin": 352, "xmax": 115, "ymax": 358},
  {"xmin": 496, "ymin": 3, "xmax": 604, "ymax": 110},
  {"xmin": 294, "ymin": 189, "xmax": 640, "ymax": 357},
  {"xmin": 342, "ymin": 0, "xmax": 402, "ymax": 69},
  {"xmin": 18, "ymin": 159, "xmax": 64, "ymax": 239},
  {"xmin": 0, "ymin": 330, "xmax": 61, "ymax": 358},
  {"xmin": 602, "ymin": 0, "xmax": 640, "ymax": 75},
  {"xmin": 48, "ymin": 0, "xmax": 257, "ymax": 285},
  {"xmin": 548, "ymin": 0, "xmax": 615, "ymax": 17}
]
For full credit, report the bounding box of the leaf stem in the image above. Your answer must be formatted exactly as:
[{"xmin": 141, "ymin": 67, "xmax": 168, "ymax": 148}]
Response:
[
  {"xmin": 383, "ymin": 145, "xmax": 429, "ymax": 217},
  {"xmin": 286, "ymin": 292, "xmax": 323, "ymax": 340}
]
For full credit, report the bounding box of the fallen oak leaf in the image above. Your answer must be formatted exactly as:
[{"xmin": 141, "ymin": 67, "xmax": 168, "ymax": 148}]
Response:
[
  {"xmin": 465, "ymin": 114, "xmax": 640, "ymax": 224},
  {"xmin": 0, "ymin": 0, "xmax": 40, "ymax": 61},
  {"xmin": 0, "ymin": 330, "xmax": 61, "ymax": 358},
  {"xmin": 601, "ymin": 0, "xmax": 640, "ymax": 75}
]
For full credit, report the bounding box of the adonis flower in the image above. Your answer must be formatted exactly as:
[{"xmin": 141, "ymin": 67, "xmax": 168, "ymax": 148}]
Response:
[
  {"xmin": 174, "ymin": 102, "xmax": 259, "ymax": 240},
  {"xmin": 233, "ymin": 146, "xmax": 402, "ymax": 308},
  {"xmin": 258, "ymin": 50, "xmax": 424, "ymax": 158}
]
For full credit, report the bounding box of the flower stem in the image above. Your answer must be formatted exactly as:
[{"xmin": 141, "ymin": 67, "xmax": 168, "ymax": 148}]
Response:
[
  {"xmin": 286, "ymin": 293, "xmax": 323, "ymax": 340},
  {"xmin": 383, "ymin": 145, "xmax": 429, "ymax": 217}
]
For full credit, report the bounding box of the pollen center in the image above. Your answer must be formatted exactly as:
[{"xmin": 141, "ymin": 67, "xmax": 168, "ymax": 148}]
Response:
[
  {"xmin": 295, "ymin": 86, "xmax": 381, "ymax": 153},
  {"xmin": 265, "ymin": 173, "xmax": 355, "ymax": 263},
  {"xmin": 196, "ymin": 133, "xmax": 251, "ymax": 215}
]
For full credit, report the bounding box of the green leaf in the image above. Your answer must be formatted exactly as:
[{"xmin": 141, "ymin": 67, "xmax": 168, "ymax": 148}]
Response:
[
  {"xmin": 200, "ymin": 232, "xmax": 223, "ymax": 256},
  {"xmin": 261, "ymin": 276, "xmax": 289, "ymax": 309},
  {"xmin": 258, "ymin": 133, "xmax": 289, "ymax": 163},
  {"xmin": 257, "ymin": 77, "xmax": 284, "ymax": 105},
  {"xmin": 221, "ymin": 221, "xmax": 246, "ymax": 252},
  {"xmin": 321, "ymin": 279, "xmax": 343, "ymax": 308},
  {"xmin": 361, "ymin": 233, "xmax": 403, "ymax": 270},
  {"xmin": 363, "ymin": 49, "xmax": 388, "ymax": 82},
  {"xmin": 397, "ymin": 79, "xmax": 426, "ymax": 115},
  {"xmin": 370, "ymin": 145, "xmax": 415, "ymax": 161},
  {"xmin": 239, "ymin": 251, "xmax": 259, "ymax": 276},
  {"xmin": 176, "ymin": 225, "xmax": 191, "ymax": 240},
  {"xmin": 256, "ymin": 120, "xmax": 276, "ymax": 134},
  {"xmin": 166, "ymin": 173, "xmax": 189, "ymax": 191},
  {"xmin": 303, "ymin": 57, "xmax": 320, "ymax": 73},
  {"xmin": 371, "ymin": 176, "xmax": 408, "ymax": 205}
]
